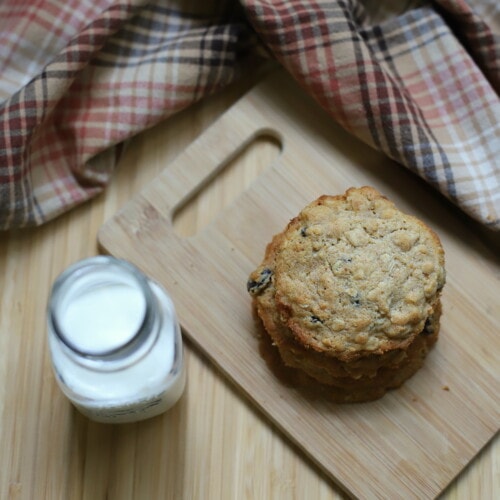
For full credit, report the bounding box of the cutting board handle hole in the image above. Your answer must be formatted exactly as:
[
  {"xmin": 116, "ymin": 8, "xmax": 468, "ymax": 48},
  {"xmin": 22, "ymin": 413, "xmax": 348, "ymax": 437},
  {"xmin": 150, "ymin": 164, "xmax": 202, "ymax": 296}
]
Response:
[{"xmin": 172, "ymin": 131, "xmax": 282, "ymax": 238}]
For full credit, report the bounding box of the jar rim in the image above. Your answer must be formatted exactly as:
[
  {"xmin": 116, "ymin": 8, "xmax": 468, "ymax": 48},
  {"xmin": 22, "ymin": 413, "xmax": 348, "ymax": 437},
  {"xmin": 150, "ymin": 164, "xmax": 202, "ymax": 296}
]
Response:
[{"xmin": 48, "ymin": 256, "xmax": 156, "ymax": 360}]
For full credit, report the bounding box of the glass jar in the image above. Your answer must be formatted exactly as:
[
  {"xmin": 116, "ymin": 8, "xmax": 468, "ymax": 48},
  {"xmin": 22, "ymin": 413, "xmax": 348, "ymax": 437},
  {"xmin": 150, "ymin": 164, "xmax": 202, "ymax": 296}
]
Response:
[{"xmin": 47, "ymin": 256, "xmax": 186, "ymax": 423}]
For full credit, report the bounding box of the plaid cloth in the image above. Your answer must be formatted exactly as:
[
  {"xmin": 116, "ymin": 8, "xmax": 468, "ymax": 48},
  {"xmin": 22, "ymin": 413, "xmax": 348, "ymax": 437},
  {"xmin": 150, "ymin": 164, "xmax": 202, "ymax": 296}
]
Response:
[{"xmin": 0, "ymin": 0, "xmax": 498, "ymax": 230}]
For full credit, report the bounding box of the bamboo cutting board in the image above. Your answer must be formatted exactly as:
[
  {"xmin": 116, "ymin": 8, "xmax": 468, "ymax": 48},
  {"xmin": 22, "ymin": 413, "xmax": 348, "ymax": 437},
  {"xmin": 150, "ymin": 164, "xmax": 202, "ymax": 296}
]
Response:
[{"xmin": 98, "ymin": 70, "xmax": 499, "ymax": 499}]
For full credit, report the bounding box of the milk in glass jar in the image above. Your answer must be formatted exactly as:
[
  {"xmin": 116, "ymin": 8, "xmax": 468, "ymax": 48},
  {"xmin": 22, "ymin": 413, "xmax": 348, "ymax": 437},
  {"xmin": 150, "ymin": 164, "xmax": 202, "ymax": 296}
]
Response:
[{"xmin": 47, "ymin": 256, "xmax": 186, "ymax": 423}]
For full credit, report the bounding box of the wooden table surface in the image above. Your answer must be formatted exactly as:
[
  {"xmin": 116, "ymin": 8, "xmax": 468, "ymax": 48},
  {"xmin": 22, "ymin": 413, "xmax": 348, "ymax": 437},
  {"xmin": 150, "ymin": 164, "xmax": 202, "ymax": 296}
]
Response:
[{"xmin": 1, "ymin": 72, "xmax": 498, "ymax": 499}]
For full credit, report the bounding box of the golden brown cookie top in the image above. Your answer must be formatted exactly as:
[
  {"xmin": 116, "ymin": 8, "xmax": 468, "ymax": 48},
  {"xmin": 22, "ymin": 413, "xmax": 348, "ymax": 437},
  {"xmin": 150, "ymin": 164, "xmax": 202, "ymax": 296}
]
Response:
[{"xmin": 249, "ymin": 187, "xmax": 445, "ymax": 360}]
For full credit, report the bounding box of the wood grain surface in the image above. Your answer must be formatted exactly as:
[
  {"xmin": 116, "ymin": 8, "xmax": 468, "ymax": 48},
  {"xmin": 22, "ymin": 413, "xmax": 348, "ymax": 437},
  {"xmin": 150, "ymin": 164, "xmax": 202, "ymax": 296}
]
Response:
[
  {"xmin": 98, "ymin": 69, "xmax": 499, "ymax": 498},
  {"xmin": 0, "ymin": 65, "xmax": 498, "ymax": 499}
]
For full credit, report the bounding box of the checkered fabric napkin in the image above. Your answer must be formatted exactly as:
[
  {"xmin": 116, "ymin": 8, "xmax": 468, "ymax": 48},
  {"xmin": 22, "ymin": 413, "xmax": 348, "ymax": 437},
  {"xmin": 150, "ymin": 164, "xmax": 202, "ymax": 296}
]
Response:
[{"xmin": 0, "ymin": 0, "xmax": 498, "ymax": 230}]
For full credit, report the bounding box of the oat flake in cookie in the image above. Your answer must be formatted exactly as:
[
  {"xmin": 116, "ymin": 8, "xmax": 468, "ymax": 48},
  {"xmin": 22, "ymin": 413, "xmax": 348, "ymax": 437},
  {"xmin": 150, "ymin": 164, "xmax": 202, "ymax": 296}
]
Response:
[{"xmin": 247, "ymin": 186, "xmax": 446, "ymax": 403}]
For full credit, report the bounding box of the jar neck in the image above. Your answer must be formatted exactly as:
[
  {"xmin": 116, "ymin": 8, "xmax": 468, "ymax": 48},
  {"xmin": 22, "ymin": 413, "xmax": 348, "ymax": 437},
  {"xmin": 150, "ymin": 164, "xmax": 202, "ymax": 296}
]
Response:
[{"xmin": 49, "ymin": 256, "xmax": 159, "ymax": 364}]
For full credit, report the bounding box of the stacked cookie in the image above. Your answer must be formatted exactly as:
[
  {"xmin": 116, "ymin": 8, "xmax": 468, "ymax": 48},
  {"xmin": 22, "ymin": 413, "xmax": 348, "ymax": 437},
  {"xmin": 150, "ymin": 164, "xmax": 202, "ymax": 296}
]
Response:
[{"xmin": 247, "ymin": 187, "xmax": 445, "ymax": 402}]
